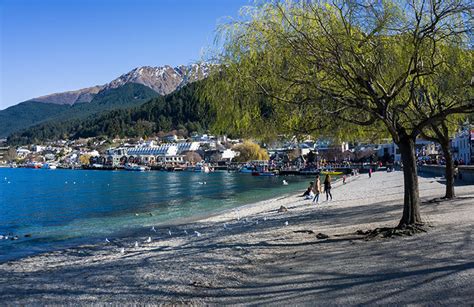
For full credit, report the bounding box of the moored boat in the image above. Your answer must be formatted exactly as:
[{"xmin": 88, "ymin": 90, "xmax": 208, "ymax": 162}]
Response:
[
  {"xmin": 42, "ymin": 163, "xmax": 57, "ymax": 170},
  {"xmin": 320, "ymin": 171, "xmax": 343, "ymax": 175},
  {"xmin": 251, "ymin": 171, "xmax": 277, "ymax": 176},
  {"xmin": 26, "ymin": 162, "xmax": 43, "ymax": 169},
  {"xmin": 124, "ymin": 164, "xmax": 149, "ymax": 171}
]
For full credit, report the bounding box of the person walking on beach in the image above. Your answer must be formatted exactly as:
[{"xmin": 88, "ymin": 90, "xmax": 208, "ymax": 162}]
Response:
[
  {"xmin": 369, "ymin": 168, "xmax": 372, "ymax": 178},
  {"xmin": 324, "ymin": 174, "xmax": 332, "ymax": 201},
  {"xmin": 313, "ymin": 174, "xmax": 322, "ymax": 204}
]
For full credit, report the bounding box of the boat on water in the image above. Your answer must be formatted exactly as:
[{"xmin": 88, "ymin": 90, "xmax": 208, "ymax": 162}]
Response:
[
  {"xmin": 42, "ymin": 163, "xmax": 57, "ymax": 170},
  {"xmin": 25, "ymin": 162, "xmax": 43, "ymax": 169},
  {"xmin": 251, "ymin": 163, "xmax": 278, "ymax": 176},
  {"xmin": 239, "ymin": 165, "xmax": 255, "ymax": 173},
  {"xmin": 186, "ymin": 163, "xmax": 212, "ymax": 173},
  {"xmin": 124, "ymin": 164, "xmax": 149, "ymax": 171},
  {"xmin": 251, "ymin": 171, "xmax": 277, "ymax": 176},
  {"xmin": 320, "ymin": 171, "xmax": 344, "ymax": 176}
]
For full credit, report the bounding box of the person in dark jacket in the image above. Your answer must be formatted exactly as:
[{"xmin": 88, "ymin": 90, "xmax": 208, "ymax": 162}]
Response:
[{"xmin": 324, "ymin": 175, "xmax": 332, "ymax": 201}]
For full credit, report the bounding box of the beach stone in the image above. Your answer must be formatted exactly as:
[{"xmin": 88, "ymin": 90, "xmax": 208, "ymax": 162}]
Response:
[
  {"xmin": 316, "ymin": 233, "xmax": 329, "ymax": 239},
  {"xmin": 278, "ymin": 205, "xmax": 288, "ymax": 213}
]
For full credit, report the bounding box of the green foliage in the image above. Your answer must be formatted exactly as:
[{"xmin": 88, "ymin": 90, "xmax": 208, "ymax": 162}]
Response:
[
  {"xmin": 0, "ymin": 83, "xmax": 159, "ymax": 138},
  {"xmin": 201, "ymin": 0, "xmax": 473, "ymax": 143},
  {"xmin": 0, "ymin": 101, "xmax": 69, "ymax": 137},
  {"xmin": 233, "ymin": 140, "xmax": 269, "ymax": 162},
  {"xmin": 7, "ymin": 82, "xmax": 213, "ymax": 144}
]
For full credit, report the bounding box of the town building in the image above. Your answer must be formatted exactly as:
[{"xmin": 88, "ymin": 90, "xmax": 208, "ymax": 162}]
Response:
[{"xmin": 452, "ymin": 126, "xmax": 473, "ymax": 164}]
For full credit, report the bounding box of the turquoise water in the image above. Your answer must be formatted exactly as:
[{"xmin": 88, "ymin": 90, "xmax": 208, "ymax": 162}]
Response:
[{"xmin": 0, "ymin": 168, "xmax": 309, "ymax": 262}]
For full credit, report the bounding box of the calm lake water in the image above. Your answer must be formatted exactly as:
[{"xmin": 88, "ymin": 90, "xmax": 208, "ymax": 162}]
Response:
[{"xmin": 0, "ymin": 168, "xmax": 309, "ymax": 262}]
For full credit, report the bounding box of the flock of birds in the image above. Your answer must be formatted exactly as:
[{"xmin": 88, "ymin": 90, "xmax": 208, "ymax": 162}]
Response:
[
  {"xmin": 3, "ymin": 175, "xmax": 293, "ymax": 255},
  {"xmin": 105, "ymin": 207, "xmax": 290, "ymax": 255}
]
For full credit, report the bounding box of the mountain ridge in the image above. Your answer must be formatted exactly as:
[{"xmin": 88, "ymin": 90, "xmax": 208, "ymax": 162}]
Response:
[
  {"xmin": 0, "ymin": 63, "xmax": 212, "ymax": 137},
  {"xmin": 23, "ymin": 63, "xmax": 212, "ymax": 106}
]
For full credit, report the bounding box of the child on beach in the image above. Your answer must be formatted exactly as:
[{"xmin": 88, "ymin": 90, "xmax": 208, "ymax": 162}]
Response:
[
  {"xmin": 324, "ymin": 175, "xmax": 332, "ymax": 201},
  {"xmin": 313, "ymin": 175, "xmax": 322, "ymax": 203}
]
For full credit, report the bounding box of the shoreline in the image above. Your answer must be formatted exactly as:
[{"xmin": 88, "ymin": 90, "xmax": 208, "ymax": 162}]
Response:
[
  {"xmin": 0, "ymin": 168, "xmax": 311, "ymax": 263},
  {"xmin": 1, "ymin": 171, "xmax": 472, "ymax": 304}
]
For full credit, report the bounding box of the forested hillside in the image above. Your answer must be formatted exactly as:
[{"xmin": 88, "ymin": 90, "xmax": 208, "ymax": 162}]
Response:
[
  {"xmin": 0, "ymin": 101, "xmax": 69, "ymax": 138},
  {"xmin": 0, "ymin": 83, "xmax": 159, "ymax": 138},
  {"xmin": 8, "ymin": 82, "xmax": 213, "ymax": 144}
]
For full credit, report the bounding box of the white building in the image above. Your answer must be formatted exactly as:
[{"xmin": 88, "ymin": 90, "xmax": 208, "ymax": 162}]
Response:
[
  {"xmin": 106, "ymin": 142, "xmax": 200, "ymax": 166},
  {"xmin": 16, "ymin": 148, "xmax": 31, "ymax": 158},
  {"xmin": 452, "ymin": 127, "xmax": 473, "ymax": 164},
  {"xmin": 221, "ymin": 149, "xmax": 238, "ymax": 161}
]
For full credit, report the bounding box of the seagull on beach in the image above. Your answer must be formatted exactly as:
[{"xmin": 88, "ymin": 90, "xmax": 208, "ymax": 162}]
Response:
[
  {"xmin": 134, "ymin": 241, "xmax": 139, "ymax": 248},
  {"xmin": 282, "ymin": 180, "xmax": 288, "ymax": 185},
  {"xmin": 194, "ymin": 231, "xmax": 202, "ymax": 237},
  {"xmin": 285, "ymin": 221, "xmax": 289, "ymax": 226},
  {"xmin": 151, "ymin": 226, "xmax": 157, "ymax": 232},
  {"xmin": 146, "ymin": 237, "xmax": 152, "ymax": 243},
  {"xmin": 168, "ymin": 230, "xmax": 172, "ymax": 236},
  {"xmin": 105, "ymin": 238, "xmax": 110, "ymax": 243},
  {"xmin": 235, "ymin": 210, "xmax": 240, "ymax": 221},
  {"xmin": 120, "ymin": 247, "xmax": 125, "ymax": 254},
  {"xmin": 263, "ymin": 216, "xmax": 267, "ymax": 221},
  {"xmin": 223, "ymin": 223, "xmax": 227, "ymax": 229},
  {"xmin": 184, "ymin": 230, "xmax": 188, "ymax": 235}
]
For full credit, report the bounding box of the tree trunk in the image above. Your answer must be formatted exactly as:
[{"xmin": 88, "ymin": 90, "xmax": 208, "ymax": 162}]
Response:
[
  {"xmin": 397, "ymin": 136, "xmax": 423, "ymax": 227},
  {"xmin": 440, "ymin": 139, "xmax": 455, "ymax": 199}
]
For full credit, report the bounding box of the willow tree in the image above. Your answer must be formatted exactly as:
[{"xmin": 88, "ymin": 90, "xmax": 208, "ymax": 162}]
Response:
[
  {"xmin": 421, "ymin": 117, "xmax": 467, "ymax": 199},
  {"xmin": 201, "ymin": 0, "xmax": 473, "ymax": 230},
  {"xmin": 419, "ymin": 42, "xmax": 473, "ymax": 199}
]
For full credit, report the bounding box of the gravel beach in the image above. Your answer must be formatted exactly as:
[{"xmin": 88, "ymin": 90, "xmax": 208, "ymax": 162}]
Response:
[{"xmin": 1, "ymin": 171, "xmax": 473, "ymax": 305}]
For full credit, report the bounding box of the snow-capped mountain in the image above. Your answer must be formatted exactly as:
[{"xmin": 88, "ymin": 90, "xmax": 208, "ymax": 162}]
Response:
[
  {"xmin": 28, "ymin": 63, "xmax": 212, "ymax": 105},
  {"xmin": 104, "ymin": 63, "xmax": 212, "ymax": 95}
]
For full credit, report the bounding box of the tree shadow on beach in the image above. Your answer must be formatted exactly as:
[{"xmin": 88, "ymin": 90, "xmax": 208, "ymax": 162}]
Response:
[{"xmin": 1, "ymin": 188, "xmax": 473, "ymax": 305}]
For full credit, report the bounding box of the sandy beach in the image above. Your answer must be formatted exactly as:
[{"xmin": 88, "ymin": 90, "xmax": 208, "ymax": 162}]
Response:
[{"xmin": 1, "ymin": 171, "xmax": 473, "ymax": 305}]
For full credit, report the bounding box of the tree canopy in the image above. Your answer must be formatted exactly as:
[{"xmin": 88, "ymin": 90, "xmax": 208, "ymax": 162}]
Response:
[{"xmin": 202, "ymin": 0, "xmax": 473, "ymax": 229}]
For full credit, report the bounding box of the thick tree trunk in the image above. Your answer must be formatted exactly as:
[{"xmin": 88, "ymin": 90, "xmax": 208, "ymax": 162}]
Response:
[
  {"xmin": 397, "ymin": 136, "xmax": 423, "ymax": 227},
  {"xmin": 440, "ymin": 140, "xmax": 455, "ymax": 199}
]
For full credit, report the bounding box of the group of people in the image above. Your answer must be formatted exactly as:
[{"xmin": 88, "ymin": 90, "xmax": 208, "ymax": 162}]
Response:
[{"xmin": 302, "ymin": 174, "xmax": 333, "ymax": 203}]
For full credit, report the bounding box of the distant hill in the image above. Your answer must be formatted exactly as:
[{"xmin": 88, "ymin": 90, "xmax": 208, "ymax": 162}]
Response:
[
  {"xmin": 0, "ymin": 63, "xmax": 212, "ymax": 137},
  {"xmin": 30, "ymin": 85, "xmax": 104, "ymax": 105},
  {"xmin": 1, "ymin": 83, "xmax": 159, "ymax": 138},
  {"xmin": 0, "ymin": 102, "xmax": 70, "ymax": 138},
  {"xmin": 8, "ymin": 82, "xmax": 213, "ymax": 144}
]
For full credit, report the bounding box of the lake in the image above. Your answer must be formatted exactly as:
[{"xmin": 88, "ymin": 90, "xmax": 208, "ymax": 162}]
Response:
[{"xmin": 0, "ymin": 168, "xmax": 310, "ymax": 262}]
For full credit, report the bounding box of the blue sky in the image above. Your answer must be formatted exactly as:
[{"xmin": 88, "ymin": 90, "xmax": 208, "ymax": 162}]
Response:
[{"xmin": 0, "ymin": 0, "xmax": 250, "ymax": 110}]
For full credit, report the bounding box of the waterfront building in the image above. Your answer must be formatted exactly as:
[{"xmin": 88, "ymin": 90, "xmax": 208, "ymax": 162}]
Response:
[
  {"xmin": 105, "ymin": 142, "xmax": 200, "ymax": 166},
  {"xmin": 452, "ymin": 126, "xmax": 473, "ymax": 164},
  {"xmin": 16, "ymin": 148, "xmax": 31, "ymax": 158},
  {"xmin": 0, "ymin": 145, "xmax": 9, "ymax": 162}
]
